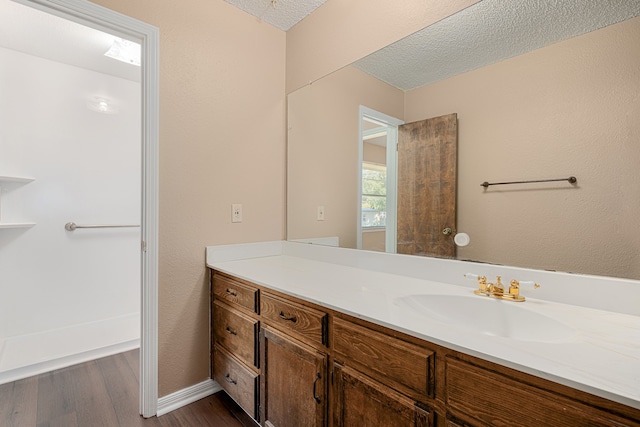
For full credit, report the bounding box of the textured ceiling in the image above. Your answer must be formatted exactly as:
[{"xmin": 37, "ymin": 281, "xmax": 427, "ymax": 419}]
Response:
[
  {"xmin": 4, "ymin": 0, "xmax": 639, "ymax": 91},
  {"xmin": 224, "ymin": 0, "xmax": 327, "ymax": 31},
  {"xmin": 353, "ymin": 0, "xmax": 640, "ymax": 91}
]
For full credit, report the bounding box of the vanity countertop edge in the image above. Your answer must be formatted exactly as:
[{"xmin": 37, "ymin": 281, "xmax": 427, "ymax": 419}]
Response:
[{"xmin": 206, "ymin": 240, "xmax": 640, "ymax": 411}]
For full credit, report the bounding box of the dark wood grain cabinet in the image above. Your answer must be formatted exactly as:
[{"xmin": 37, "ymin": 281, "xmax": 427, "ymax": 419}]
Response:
[
  {"xmin": 211, "ymin": 273, "xmax": 261, "ymax": 421},
  {"xmin": 333, "ymin": 363, "xmax": 433, "ymax": 427},
  {"xmin": 211, "ymin": 270, "xmax": 640, "ymax": 427},
  {"xmin": 213, "ymin": 300, "xmax": 259, "ymax": 368},
  {"xmin": 444, "ymin": 357, "xmax": 639, "ymax": 427},
  {"xmin": 333, "ymin": 317, "xmax": 435, "ymax": 401},
  {"xmin": 260, "ymin": 326, "xmax": 327, "ymax": 427},
  {"xmin": 260, "ymin": 292, "xmax": 328, "ymax": 346},
  {"xmin": 213, "ymin": 346, "xmax": 259, "ymax": 419}
]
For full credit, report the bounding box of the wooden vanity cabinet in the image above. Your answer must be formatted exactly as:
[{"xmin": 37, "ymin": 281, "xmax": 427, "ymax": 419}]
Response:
[
  {"xmin": 212, "ymin": 273, "xmax": 259, "ymax": 313},
  {"xmin": 213, "ymin": 346, "xmax": 259, "ymax": 419},
  {"xmin": 211, "ymin": 273, "xmax": 261, "ymax": 422},
  {"xmin": 333, "ymin": 317, "xmax": 435, "ymax": 401},
  {"xmin": 213, "ymin": 300, "xmax": 259, "ymax": 368},
  {"xmin": 444, "ymin": 357, "xmax": 640, "ymax": 427},
  {"xmin": 210, "ymin": 270, "xmax": 640, "ymax": 427},
  {"xmin": 332, "ymin": 316, "xmax": 436, "ymax": 426},
  {"xmin": 260, "ymin": 326, "xmax": 328, "ymax": 427},
  {"xmin": 333, "ymin": 363, "xmax": 434, "ymax": 426},
  {"xmin": 211, "ymin": 271, "xmax": 330, "ymax": 427},
  {"xmin": 259, "ymin": 291, "xmax": 330, "ymax": 427},
  {"xmin": 260, "ymin": 292, "xmax": 328, "ymax": 346}
]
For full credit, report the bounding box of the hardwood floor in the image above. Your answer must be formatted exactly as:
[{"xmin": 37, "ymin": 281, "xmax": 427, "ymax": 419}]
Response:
[{"xmin": 0, "ymin": 349, "xmax": 252, "ymax": 427}]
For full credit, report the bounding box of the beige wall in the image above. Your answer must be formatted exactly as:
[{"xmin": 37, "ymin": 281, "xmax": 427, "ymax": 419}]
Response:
[
  {"xmin": 287, "ymin": 15, "xmax": 640, "ymax": 280},
  {"xmin": 404, "ymin": 17, "xmax": 640, "ymax": 279},
  {"xmin": 285, "ymin": 0, "xmax": 480, "ymax": 93},
  {"xmin": 90, "ymin": 0, "xmax": 286, "ymax": 396},
  {"xmin": 80, "ymin": 0, "xmax": 477, "ymax": 401},
  {"xmin": 87, "ymin": 0, "xmax": 639, "ymax": 401},
  {"xmin": 362, "ymin": 230, "xmax": 386, "ymax": 252},
  {"xmin": 287, "ymin": 65, "xmax": 403, "ymax": 248},
  {"xmin": 363, "ymin": 140, "xmax": 386, "ymax": 164},
  {"xmin": 362, "ymin": 142, "xmax": 386, "ymax": 252}
]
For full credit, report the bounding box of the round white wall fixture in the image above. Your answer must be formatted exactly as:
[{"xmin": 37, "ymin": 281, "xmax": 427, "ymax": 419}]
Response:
[{"xmin": 454, "ymin": 232, "xmax": 470, "ymax": 247}]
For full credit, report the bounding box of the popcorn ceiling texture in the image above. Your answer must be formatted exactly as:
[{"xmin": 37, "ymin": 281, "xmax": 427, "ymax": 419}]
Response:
[
  {"xmin": 354, "ymin": 0, "xmax": 640, "ymax": 90},
  {"xmin": 225, "ymin": 0, "xmax": 327, "ymax": 31},
  {"xmin": 223, "ymin": 0, "xmax": 640, "ymax": 91}
]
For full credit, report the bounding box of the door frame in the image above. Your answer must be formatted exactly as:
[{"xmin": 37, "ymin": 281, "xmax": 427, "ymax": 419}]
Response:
[
  {"xmin": 12, "ymin": 0, "xmax": 159, "ymax": 417},
  {"xmin": 358, "ymin": 106, "xmax": 403, "ymax": 253}
]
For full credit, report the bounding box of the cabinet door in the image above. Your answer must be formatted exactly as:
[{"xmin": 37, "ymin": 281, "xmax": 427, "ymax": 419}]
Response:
[
  {"xmin": 333, "ymin": 363, "xmax": 433, "ymax": 427},
  {"xmin": 260, "ymin": 326, "xmax": 327, "ymax": 427}
]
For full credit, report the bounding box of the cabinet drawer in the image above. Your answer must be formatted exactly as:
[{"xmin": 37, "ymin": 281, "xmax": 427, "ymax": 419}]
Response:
[
  {"xmin": 213, "ymin": 273, "xmax": 259, "ymax": 313},
  {"xmin": 334, "ymin": 317, "xmax": 435, "ymax": 398},
  {"xmin": 214, "ymin": 347, "xmax": 259, "ymax": 420},
  {"xmin": 260, "ymin": 292, "xmax": 328, "ymax": 346},
  {"xmin": 446, "ymin": 358, "xmax": 638, "ymax": 427},
  {"xmin": 213, "ymin": 300, "xmax": 259, "ymax": 368}
]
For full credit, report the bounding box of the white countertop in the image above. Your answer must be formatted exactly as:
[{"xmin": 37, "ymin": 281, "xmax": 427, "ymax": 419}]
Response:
[{"xmin": 206, "ymin": 241, "xmax": 640, "ymax": 410}]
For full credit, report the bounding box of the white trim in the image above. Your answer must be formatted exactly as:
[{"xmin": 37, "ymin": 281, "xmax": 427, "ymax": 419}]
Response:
[
  {"xmin": 157, "ymin": 379, "xmax": 222, "ymax": 417},
  {"xmin": 0, "ymin": 313, "xmax": 139, "ymax": 378},
  {"xmin": 384, "ymin": 126, "xmax": 398, "ymax": 254},
  {"xmin": 13, "ymin": 0, "xmax": 160, "ymax": 417},
  {"xmin": 0, "ymin": 339, "xmax": 140, "ymax": 385},
  {"xmin": 358, "ymin": 106, "xmax": 403, "ymax": 252}
]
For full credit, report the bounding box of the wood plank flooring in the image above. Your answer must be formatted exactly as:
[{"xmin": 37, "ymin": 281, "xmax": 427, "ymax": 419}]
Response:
[{"xmin": 0, "ymin": 349, "xmax": 252, "ymax": 427}]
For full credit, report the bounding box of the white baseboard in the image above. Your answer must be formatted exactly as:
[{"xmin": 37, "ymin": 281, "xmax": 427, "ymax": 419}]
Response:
[
  {"xmin": 0, "ymin": 313, "xmax": 140, "ymax": 385},
  {"xmin": 157, "ymin": 379, "xmax": 222, "ymax": 417},
  {"xmin": 0, "ymin": 338, "xmax": 139, "ymax": 385}
]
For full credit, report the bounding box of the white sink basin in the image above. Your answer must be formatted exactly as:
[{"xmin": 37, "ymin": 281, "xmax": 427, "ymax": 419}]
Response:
[{"xmin": 395, "ymin": 294, "xmax": 575, "ymax": 342}]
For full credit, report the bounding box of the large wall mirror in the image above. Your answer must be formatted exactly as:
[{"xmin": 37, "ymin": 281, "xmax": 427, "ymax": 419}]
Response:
[{"xmin": 287, "ymin": 1, "xmax": 640, "ymax": 280}]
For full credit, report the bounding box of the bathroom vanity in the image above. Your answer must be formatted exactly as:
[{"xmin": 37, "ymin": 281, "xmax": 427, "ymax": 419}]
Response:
[{"xmin": 207, "ymin": 241, "xmax": 640, "ymax": 427}]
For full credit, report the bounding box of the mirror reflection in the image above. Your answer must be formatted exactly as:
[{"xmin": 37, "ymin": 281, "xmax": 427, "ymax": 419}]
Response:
[{"xmin": 287, "ymin": 1, "xmax": 640, "ymax": 280}]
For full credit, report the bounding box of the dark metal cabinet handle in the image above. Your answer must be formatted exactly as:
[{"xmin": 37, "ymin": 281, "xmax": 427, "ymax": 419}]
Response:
[
  {"xmin": 312, "ymin": 372, "xmax": 321, "ymax": 403},
  {"xmin": 226, "ymin": 288, "xmax": 237, "ymax": 296},
  {"xmin": 224, "ymin": 374, "xmax": 237, "ymax": 385},
  {"xmin": 279, "ymin": 311, "xmax": 297, "ymax": 323},
  {"xmin": 225, "ymin": 326, "xmax": 237, "ymax": 335}
]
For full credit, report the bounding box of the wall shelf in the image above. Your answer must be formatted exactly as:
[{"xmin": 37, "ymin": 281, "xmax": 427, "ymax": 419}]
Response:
[
  {"xmin": 0, "ymin": 175, "xmax": 36, "ymax": 227},
  {"xmin": 0, "ymin": 175, "xmax": 35, "ymax": 184},
  {"xmin": 0, "ymin": 222, "xmax": 36, "ymax": 229}
]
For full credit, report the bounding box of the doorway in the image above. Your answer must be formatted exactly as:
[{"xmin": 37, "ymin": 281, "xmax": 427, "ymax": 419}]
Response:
[
  {"xmin": 0, "ymin": 0, "xmax": 159, "ymax": 417},
  {"xmin": 358, "ymin": 106, "xmax": 403, "ymax": 253}
]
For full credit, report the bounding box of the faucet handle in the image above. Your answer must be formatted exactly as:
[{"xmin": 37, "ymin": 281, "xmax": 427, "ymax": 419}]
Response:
[
  {"xmin": 466, "ymin": 273, "xmax": 488, "ymax": 293},
  {"xmin": 516, "ymin": 280, "xmax": 541, "ymax": 289},
  {"xmin": 465, "ymin": 273, "xmax": 487, "ymax": 283},
  {"xmin": 508, "ymin": 279, "xmax": 540, "ymax": 301}
]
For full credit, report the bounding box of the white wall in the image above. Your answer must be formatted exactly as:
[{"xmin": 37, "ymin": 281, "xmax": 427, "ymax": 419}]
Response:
[{"xmin": 0, "ymin": 46, "xmax": 140, "ymax": 375}]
